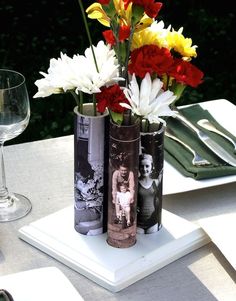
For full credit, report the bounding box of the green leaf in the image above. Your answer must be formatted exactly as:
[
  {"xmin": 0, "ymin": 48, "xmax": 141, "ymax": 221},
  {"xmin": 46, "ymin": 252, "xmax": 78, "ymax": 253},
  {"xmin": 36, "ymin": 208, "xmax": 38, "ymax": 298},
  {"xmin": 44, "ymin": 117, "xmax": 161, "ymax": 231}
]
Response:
[
  {"xmin": 131, "ymin": 5, "xmax": 144, "ymax": 26},
  {"xmin": 102, "ymin": 1, "xmax": 116, "ymax": 18},
  {"xmin": 110, "ymin": 111, "xmax": 123, "ymax": 125},
  {"xmin": 171, "ymin": 82, "xmax": 187, "ymax": 105}
]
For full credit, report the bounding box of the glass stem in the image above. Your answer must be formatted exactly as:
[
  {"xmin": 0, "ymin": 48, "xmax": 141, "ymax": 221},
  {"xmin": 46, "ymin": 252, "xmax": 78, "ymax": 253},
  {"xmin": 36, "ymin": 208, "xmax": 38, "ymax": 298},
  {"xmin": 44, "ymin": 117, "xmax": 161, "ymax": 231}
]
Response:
[{"xmin": 0, "ymin": 142, "xmax": 9, "ymax": 201}]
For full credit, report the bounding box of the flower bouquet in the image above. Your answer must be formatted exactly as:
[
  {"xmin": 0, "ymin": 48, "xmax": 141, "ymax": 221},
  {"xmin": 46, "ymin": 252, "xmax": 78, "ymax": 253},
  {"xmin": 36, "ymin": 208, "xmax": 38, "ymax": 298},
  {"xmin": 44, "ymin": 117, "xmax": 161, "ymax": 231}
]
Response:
[
  {"xmin": 34, "ymin": 0, "xmax": 203, "ymax": 125},
  {"xmin": 33, "ymin": 0, "xmax": 204, "ymax": 245}
]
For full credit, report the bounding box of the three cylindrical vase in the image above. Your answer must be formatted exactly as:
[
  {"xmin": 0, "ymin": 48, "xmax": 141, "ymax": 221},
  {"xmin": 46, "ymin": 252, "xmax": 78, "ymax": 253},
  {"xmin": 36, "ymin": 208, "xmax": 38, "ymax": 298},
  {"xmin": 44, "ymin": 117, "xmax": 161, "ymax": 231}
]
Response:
[
  {"xmin": 107, "ymin": 119, "xmax": 140, "ymax": 248},
  {"xmin": 74, "ymin": 104, "xmax": 108, "ymax": 235},
  {"xmin": 137, "ymin": 122, "xmax": 165, "ymax": 234}
]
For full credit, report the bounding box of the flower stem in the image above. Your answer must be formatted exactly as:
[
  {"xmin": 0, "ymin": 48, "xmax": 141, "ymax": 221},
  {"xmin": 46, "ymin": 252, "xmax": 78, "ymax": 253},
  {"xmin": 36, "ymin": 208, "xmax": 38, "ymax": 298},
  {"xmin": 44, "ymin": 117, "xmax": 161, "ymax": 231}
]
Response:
[
  {"xmin": 70, "ymin": 90, "xmax": 83, "ymax": 114},
  {"xmin": 92, "ymin": 94, "xmax": 97, "ymax": 116},
  {"xmin": 79, "ymin": 91, "xmax": 84, "ymax": 114},
  {"xmin": 77, "ymin": 0, "xmax": 99, "ymax": 73},
  {"xmin": 145, "ymin": 119, "xmax": 149, "ymax": 132},
  {"xmin": 124, "ymin": 26, "xmax": 135, "ymax": 85},
  {"xmin": 166, "ymin": 75, "xmax": 170, "ymax": 90},
  {"xmin": 139, "ymin": 116, "xmax": 143, "ymax": 131}
]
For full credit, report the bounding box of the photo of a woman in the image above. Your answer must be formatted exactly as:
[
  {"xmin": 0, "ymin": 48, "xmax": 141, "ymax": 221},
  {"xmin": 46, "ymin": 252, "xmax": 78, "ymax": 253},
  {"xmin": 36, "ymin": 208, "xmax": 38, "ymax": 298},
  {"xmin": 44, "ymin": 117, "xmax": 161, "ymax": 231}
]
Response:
[{"xmin": 137, "ymin": 153, "xmax": 162, "ymax": 234}]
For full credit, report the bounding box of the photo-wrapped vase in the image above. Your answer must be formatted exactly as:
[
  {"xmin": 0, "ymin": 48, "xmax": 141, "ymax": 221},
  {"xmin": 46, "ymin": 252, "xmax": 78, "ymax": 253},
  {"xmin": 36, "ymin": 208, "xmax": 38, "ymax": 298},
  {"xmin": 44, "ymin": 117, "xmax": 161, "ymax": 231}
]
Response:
[
  {"xmin": 107, "ymin": 119, "xmax": 140, "ymax": 248},
  {"xmin": 74, "ymin": 104, "xmax": 109, "ymax": 236}
]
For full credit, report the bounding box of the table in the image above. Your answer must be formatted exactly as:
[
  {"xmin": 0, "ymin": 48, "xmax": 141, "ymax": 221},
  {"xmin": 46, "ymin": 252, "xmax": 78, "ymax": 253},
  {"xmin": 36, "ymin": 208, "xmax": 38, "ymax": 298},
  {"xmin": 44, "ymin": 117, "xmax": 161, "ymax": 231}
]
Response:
[{"xmin": 1, "ymin": 135, "xmax": 236, "ymax": 301}]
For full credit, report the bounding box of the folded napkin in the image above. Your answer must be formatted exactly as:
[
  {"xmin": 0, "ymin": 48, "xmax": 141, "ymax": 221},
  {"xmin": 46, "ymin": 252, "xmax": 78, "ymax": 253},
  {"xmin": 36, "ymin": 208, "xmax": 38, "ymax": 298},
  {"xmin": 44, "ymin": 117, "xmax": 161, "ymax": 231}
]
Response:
[{"xmin": 164, "ymin": 104, "xmax": 236, "ymax": 179}]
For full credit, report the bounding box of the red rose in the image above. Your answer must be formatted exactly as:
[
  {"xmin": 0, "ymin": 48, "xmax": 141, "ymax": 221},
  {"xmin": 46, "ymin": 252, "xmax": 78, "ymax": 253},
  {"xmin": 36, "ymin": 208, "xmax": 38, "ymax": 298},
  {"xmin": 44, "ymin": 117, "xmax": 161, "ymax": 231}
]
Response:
[
  {"xmin": 96, "ymin": 84, "xmax": 130, "ymax": 113},
  {"xmin": 169, "ymin": 58, "xmax": 204, "ymax": 88},
  {"xmin": 128, "ymin": 45, "xmax": 173, "ymax": 78},
  {"xmin": 124, "ymin": 0, "xmax": 162, "ymax": 18}
]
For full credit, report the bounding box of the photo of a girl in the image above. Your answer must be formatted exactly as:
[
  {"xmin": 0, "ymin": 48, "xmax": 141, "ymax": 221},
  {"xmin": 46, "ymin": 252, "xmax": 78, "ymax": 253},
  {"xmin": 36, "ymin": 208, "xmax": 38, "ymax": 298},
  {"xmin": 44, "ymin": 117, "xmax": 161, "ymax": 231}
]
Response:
[{"xmin": 137, "ymin": 153, "xmax": 163, "ymax": 234}]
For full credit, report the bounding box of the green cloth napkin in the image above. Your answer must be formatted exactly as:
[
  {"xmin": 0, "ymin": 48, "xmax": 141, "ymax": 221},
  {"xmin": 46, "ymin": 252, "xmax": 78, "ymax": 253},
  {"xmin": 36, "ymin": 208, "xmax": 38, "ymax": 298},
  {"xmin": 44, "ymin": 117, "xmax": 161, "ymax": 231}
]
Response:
[{"xmin": 164, "ymin": 104, "xmax": 236, "ymax": 179}]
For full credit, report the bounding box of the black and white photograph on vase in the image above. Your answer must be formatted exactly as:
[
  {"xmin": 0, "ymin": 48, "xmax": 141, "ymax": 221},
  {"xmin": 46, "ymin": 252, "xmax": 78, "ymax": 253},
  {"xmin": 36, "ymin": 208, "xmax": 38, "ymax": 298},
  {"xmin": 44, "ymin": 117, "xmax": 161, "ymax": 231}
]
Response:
[
  {"xmin": 74, "ymin": 114, "xmax": 107, "ymax": 236},
  {"xmin": 112, "ymin": 162, "xmax": 135, "ymax": 229},
  {"xmin": 107, "ymin": 122, "xmax": 140, "ymax": 248},
  {"xmin": 137, "ymin": 153, "xmax": 163, "ymax": 234},
  {"xmin": 108, "ymin": 152, "xmax": 138, "ymax": 248},
  {"xmin": 137, "ymin": 128, "xmax": 165, "ymax": 234}
]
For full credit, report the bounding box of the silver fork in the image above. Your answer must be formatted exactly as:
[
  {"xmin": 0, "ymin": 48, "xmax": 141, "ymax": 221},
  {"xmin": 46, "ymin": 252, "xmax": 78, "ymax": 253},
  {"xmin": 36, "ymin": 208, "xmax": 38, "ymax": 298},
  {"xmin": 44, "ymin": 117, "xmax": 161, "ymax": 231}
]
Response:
[{"xmin": 165, "ymin": 127, "xmax": 211, "ymax": 167}]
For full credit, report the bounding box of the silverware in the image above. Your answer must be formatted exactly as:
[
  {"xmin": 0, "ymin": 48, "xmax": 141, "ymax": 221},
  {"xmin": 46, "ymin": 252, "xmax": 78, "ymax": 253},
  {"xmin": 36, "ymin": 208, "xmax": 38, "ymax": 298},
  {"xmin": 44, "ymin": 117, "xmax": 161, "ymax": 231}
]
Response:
[
  {"xmin": 165, "ymin": 127, "xmax": 211, "ymax": 167},
  {"xmin": 173, "ymin": 109, "xmax": 236, "ymax": 167},
  {"xmin": 197, "ymin": 119, "xmax": 236, "ymax": 153}
]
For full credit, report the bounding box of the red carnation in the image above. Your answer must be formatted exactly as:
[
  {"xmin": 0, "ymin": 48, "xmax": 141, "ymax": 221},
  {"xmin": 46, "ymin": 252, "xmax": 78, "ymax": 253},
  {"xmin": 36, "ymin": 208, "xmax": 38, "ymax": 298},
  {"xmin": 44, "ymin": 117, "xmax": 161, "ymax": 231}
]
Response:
[
  {"xmin": 96, "ymin": 84, "xmax": 130, "ymax": 113},
  {"xmin": 169, "ymin": 58, "xmax": 204, "ymax": 88},
  {"xmin": 124, "ymin": 0, "xmax": 162, "ymax": 18},
  {"xmin": 128, "ymin": 45, "xmax": 174, "ymax": 78}
]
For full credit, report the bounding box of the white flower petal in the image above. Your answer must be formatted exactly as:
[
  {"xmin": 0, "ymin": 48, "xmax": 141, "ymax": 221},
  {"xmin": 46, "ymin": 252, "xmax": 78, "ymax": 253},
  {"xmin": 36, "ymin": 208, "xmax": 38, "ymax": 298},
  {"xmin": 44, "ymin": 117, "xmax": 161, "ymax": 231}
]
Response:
[
  {"xmin": 33, "ymin": 40, "xmax": 123, "ymax": 98},
  {"xmin": 120, "ymin": 103, "xmax": 132, "ymax": 110},
  {"xmin": 123, "ymin": 74, "xmax": 176, "ymax": 123}
]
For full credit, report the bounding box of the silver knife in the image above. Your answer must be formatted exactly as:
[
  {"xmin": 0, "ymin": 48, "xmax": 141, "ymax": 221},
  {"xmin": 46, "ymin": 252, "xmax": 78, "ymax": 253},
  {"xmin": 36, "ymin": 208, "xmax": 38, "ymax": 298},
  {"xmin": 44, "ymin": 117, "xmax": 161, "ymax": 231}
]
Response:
[{"xmin": 173, "ymin": 109, "xmax": 236, "ymax": 167}]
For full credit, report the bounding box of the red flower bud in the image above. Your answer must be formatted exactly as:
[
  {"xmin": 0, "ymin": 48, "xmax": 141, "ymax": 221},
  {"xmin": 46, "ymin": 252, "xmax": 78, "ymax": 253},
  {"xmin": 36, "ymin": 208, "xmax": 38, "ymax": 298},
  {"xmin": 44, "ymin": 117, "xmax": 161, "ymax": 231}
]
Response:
[
  {"xmin": 98, "ymin": 0, "xmax": 110, "ymax": 5},
  {"xmin": 124, "ymin": 0, "xmax": 163, "ymax": 18},
  {"xmin": 103, "ymin": 30, "xmax": 116, "ymax": 45}
]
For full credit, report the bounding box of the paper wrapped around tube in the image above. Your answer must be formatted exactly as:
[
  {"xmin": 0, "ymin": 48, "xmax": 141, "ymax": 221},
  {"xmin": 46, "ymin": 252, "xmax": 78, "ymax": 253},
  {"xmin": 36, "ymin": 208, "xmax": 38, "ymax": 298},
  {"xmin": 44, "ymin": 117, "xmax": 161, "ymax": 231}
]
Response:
[
  {"xmin": 74, "ymin": 104, "xmax": 109, "ymax": 236},
  {"xmin": 137, "ymin": 123, "xmax": 165, "ymax": 234},
  {"xmin": 107, "ymin": 119, "xmax": 140, "ymax": 248}
]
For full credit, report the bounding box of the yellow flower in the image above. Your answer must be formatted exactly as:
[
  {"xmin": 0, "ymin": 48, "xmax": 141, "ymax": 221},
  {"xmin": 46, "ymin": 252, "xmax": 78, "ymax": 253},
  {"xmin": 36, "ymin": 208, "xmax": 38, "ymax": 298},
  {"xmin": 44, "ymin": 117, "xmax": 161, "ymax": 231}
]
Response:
[
  {"xmin": 166, "ymin": 27, "xmax": 197, "ymax": 60},
  {"xmin": 132, "ymin": 21, "xmax": 170, "ymax": 50},
  {"xmin": 86, "ymin": 1, "xmax": 153, "ymax": 31},
  {"xmin": 114, "ymin": 0, "xmax": 132, "ymax": 27},
  {"xmin": 135, "ymin": 15, "xmax": 153, "ymax": 31},
  {"xmin": 86, "ymin": 3, "xmax": 110, "ymax": 27}
]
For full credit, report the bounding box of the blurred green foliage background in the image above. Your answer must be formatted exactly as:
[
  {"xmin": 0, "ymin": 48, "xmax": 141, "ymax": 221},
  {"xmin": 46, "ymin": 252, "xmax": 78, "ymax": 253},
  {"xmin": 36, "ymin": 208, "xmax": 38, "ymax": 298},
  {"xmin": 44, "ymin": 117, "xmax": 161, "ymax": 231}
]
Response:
[{"xmin": 1, "ymin": 0, "xmax": 235, "ymax": 144}]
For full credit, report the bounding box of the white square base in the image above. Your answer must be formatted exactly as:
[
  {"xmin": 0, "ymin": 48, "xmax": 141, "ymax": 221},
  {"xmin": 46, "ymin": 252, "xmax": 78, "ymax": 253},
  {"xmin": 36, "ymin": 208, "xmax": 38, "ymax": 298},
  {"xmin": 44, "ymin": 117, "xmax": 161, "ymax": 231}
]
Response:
[{"xmin": 18, "ymin": 206, "xmax": 210, "ymax": 292}]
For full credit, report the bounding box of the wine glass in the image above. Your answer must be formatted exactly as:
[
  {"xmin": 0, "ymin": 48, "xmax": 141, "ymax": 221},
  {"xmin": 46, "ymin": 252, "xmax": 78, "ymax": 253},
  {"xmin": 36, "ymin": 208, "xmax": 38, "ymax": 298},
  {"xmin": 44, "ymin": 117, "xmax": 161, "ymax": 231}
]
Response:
[{"xmin": 0, "ymin": 69, "xmax": 31, "ymax": 222}]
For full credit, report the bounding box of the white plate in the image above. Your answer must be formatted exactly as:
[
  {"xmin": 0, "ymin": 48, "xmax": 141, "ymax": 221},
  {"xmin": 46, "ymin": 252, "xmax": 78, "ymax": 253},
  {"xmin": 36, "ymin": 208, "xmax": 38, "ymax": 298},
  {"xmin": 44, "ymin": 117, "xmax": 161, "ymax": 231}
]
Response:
[
  {"xmin": 0, "ymin": 267, "xmax": 84, "ymax": 301},
  {"xmin": 199, "ymin": 212, "xmax": 236, "ymax": 270},
  {"xmin": 163, "ymin": 99, "xmax": 236, "ymax": 195}
]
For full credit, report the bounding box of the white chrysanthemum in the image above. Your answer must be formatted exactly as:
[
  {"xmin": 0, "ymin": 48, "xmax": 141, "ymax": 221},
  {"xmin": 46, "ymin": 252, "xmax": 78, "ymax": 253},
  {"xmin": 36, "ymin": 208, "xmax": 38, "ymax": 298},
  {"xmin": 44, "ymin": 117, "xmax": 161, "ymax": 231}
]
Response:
[
  {"xmin": 33, "ymin": 53, "xmax": 76, "ymax": 98},
  {"xmin": 33, "ymin": 40, "xmax": 123, "ymax": 98},
  {"xmin": 122, "ymin": 73, "xmax": 176, "ymax": 124},
  {"xmin": 72, "ymin": 41, "xmax": 123, "ymax": 94}
]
